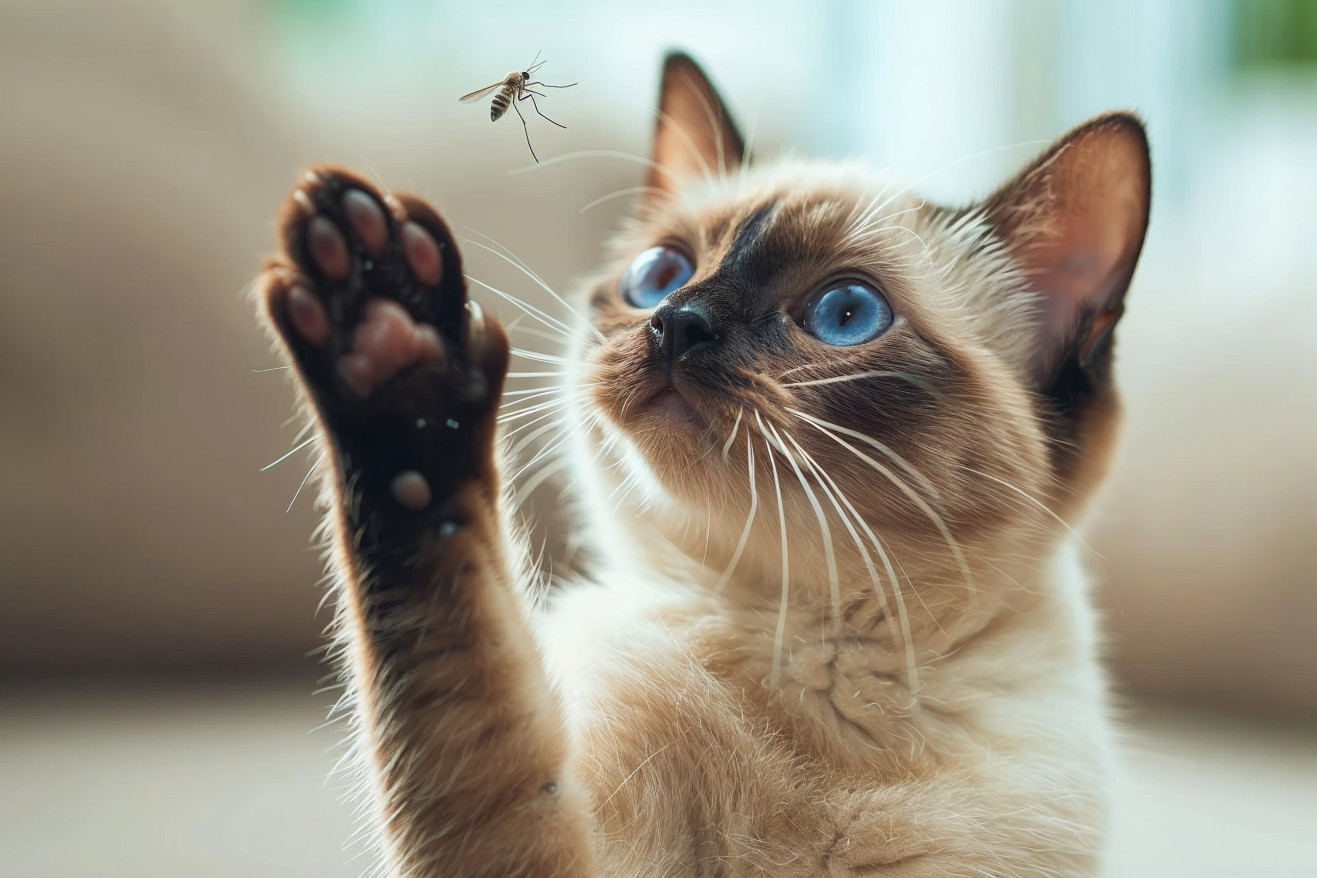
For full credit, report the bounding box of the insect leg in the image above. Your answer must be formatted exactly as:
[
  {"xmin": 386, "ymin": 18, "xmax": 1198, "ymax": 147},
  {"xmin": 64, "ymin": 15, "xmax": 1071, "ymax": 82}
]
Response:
[
  {"xmin": 511, "ymin": 98, "xmax": 539, "ymax": 163},
  {"xmin": 524, "ymin": 80, "xmax": 577, "ymax": 89},
  {"xmin": 519, "ymin": 91, "xmax": 566, "ymax": 129}
]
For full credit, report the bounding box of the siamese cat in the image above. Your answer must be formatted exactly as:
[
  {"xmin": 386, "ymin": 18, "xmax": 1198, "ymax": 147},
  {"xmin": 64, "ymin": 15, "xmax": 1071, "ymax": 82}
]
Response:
[{"xmin": 256, "ymin": 52, "xmax": 1150, "ymax": 877}]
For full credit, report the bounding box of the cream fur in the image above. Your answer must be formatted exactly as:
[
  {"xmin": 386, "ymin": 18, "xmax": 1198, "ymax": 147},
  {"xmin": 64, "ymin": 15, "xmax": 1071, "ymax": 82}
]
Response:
[{"xmin": 516, "ymin": 149, "xmax": 1137, "ymax": 874}]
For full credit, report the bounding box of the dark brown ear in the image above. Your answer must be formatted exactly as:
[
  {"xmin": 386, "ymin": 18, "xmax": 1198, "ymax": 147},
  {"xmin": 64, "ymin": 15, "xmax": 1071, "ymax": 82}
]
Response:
[
  {"xmin": 985, "ymin": 113, "xmax": 1151, "ymax": 389},
  {"xmin": 647, "ymin": 52, "xmax": 745, "ymax": 197}
]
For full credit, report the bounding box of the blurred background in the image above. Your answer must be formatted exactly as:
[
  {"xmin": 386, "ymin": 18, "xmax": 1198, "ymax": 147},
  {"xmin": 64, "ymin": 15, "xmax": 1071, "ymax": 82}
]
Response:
[{"xmin": 1, "ymin": 0, "xmax": 1313, "ymax": 875}]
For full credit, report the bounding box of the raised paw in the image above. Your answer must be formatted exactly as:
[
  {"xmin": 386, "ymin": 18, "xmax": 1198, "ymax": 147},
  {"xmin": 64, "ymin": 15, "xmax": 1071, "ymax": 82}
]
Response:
[{"xmin": 258, "ymin": 166, "xmax": 509, "ymax": 518}]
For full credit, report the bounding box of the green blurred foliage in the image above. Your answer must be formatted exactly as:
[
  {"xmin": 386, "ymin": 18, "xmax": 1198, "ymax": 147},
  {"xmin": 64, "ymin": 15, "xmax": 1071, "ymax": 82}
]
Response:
[{"xmin": 1232, "ymin": 0, "xmax": 1317, "ymax": 70}]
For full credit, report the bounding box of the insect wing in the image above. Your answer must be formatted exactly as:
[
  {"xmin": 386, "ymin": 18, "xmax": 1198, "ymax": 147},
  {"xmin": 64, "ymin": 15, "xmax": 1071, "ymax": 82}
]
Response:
[{"xmin": 459, "ymin": 82, "xmax": 503, "ymax": 103}]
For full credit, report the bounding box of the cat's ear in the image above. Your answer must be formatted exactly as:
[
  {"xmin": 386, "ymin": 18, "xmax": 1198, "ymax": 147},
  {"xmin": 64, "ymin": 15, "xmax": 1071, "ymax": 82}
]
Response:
[
  {"xmin": 647, "ymin": 53, "xmax": 745, "ymax": 197},
  {"xmin": 984, "ymin": 113, "xmax": 1151, "ymax": 389}
]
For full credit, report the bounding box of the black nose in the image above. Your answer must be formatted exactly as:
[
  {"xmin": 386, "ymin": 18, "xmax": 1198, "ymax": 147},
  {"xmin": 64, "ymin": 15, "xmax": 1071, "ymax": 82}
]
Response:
[{"xmin": 650, "ymin": 303, "xmax": 719, "ymax": 364}]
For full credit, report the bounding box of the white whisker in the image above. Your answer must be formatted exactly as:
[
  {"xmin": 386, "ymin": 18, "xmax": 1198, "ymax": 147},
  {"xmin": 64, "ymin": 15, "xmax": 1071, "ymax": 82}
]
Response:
[
  {"xmin": 791, "ymin": 410, "xmax": 975, "ymax": 620},
  {"xmin": 507, "ymin": 418, "xmax": 566, "ymax": 461},
  {"xmin": 712, "ymin": 428, "xmax": 758, "ymax": 594},
  {"xmin": 501, "ymin": 385, "xmax": 585, "ymax": 400},
  {"xmin": 871, "ymin": 223, "xmax": 935, "ymax": 266},
  {"xmin": 511, "ymin": 422, "xmax": 581, "ymax": 490},
  {"xmin": 786, "ymin": 408, "xmax": 944, "ymax": 503},
  {"xmin": 287, "ymin": 453, "xmax": 324, "ymax": 513},
  {"xmin": 511, "ymin": 348, "xmax": 569, "ymax": 364},
  {"xmin": 759, "ymin": 428, "xmax": 790, "ymax": 687},
  {"xmin": 596, "ymin": 741, "xmax": 675, "ymax": 811},
  {"xmin": 741, "ymin": 86, "xmax": 763, "ymax": 172},
  {"xmin": 578, "ymin": 186, "xmax": 671, "ymax": 214},
  {"xmin": 501, "ymin": 407, "xmax": 566, "ymax": 441},
  {"xmin": 261, "ymin": 435, "xmax": 316, "ymax": 472},
  {"xmin": 782, "ymin": 371, "xmax": 945, "ymax": 400},
  {"xmin": 721, "ymin": 409, "xmax": 744, "ymax": 462},
  {"xmin": 507, "ymin": 324, "xmax": 568, "ymax": 344},
  {"xmin": 466, "ymin": 276, "xmax": 576, "ymax": 341},
  {"xmin": 782, "ymin": 432, "xmax": 918, "ymax": 691},
  {"xmin": 962, "ymin": 466, "xmax": 1095, "ymax": 553},
  {"xmin": 514, "ymin": 455, "xmax": 570, "ymax": 509},
  {"xmin": 763, "ymin": 418, "xmax": 840, "ymax": 628},
  {"xmin": 459, "ymin": 234, "xmax": 604, "ymax": 344},
  {"xmin": 845, "ymin": 139, "xmax": 1048, "ymax": 241},
  {"xmin": 498, "ymin": 397, "xmax": 571, "ymax": 425},
  {"xmin": 508, "ymin": 149, "xmax": 682, "ymax": 185}
]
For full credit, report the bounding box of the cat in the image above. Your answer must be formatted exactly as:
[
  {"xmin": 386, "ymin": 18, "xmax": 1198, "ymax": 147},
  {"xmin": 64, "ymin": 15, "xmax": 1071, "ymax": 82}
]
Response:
[{"xmin": 255, "ymin": 52, "xmax": 1150, "ymax": 877}]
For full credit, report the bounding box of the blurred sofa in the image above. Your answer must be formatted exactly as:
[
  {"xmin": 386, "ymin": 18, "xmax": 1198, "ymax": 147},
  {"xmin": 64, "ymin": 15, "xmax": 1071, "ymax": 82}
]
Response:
[{"xmin": 1, "ymin": 0, "xmax": 1313, "ymax": 723}]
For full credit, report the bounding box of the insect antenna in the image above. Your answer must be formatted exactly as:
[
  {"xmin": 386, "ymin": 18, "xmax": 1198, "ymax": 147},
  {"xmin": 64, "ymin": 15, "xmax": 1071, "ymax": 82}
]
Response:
[{"xmin": 523, "ymin": 57, "xmax": 576, "ymax": 91}]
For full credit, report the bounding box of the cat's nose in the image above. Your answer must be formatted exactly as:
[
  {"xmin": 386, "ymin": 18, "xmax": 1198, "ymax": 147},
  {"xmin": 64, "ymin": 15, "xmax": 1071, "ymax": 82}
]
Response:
[{"xmin": 650, "ymin": 303, "xmax": 719, "ymax": 364}]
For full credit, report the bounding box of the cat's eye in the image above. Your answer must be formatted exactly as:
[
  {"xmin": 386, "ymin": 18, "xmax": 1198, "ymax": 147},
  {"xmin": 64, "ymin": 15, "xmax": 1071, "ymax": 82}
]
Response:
[
  {"xmin": 801, "ymin": 281, "xmax": 893, "ymax": 346},
  {"xmin": 620, "ymin": 245, "xmax": 694, "ymax": 309}
]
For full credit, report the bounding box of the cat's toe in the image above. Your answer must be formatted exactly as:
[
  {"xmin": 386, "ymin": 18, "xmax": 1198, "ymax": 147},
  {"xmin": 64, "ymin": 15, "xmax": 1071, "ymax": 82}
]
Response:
[
  {"xmin": 342, "ymin": 189, "xmax": 388, "ymax": 256},
  {"xmin": 306, "ymin": 216, "xmax": 351, "ymax": 280},
  {"xmin": 400, "ymin": 221, "xmax": 443, "ymax": 286},
  {"xmin": 286, "ymin": 284, "xmax": 331, "ymax": 346}
]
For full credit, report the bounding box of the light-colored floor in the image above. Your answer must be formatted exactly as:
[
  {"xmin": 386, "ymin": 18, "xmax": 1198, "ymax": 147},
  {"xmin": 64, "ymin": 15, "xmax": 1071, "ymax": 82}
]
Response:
[{"xmin": 1, "ymin": 679, "xmax": 1313, "ymax": 877}]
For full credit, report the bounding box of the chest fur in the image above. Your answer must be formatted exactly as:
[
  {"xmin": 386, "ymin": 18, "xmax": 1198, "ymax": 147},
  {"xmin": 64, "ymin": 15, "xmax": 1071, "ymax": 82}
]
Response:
[{"xmin": 535, "ymin": 553, "xmax": 1111, "ymax": 875}]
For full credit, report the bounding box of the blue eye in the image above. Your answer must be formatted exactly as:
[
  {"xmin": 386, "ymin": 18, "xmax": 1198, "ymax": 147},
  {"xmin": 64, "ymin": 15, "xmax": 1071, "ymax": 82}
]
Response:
[
  {"xmin": 802, "ymin": 282, "xmax": 893, "ymax": 346},
  {"xmin": 620, "ymin": 245, "xmax": 694, "ymax": 308}
]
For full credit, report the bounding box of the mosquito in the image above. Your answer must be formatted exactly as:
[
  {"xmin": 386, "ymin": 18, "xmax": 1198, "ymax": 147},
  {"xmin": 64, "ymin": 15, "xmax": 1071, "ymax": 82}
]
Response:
[{"xmin": 459, "ymin": 51, "xmax": 576, "ymax": 162}]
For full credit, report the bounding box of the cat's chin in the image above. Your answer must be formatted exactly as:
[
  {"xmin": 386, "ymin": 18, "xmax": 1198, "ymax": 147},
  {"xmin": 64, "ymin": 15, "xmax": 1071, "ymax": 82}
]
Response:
[{"xmin": 644, "ymin": 386, "xmax": 709, "ymax": 434}]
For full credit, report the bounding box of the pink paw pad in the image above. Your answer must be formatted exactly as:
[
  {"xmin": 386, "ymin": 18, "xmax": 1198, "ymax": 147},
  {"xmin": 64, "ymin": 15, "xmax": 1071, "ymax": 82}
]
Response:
[{"xmin": 336, "ymin": 299, "xmax": 444, "ymax": 396}]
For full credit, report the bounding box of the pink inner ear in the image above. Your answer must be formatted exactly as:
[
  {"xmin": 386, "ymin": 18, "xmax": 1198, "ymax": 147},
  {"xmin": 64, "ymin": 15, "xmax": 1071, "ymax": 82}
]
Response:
[
  {"xmin": 1028, "ymin": 209, "xmax": 1130, "ymax": 350},
  {"xmin": 647, "ymin": 56, "xmax": 744, "ymax": 198},
  {"xmin": 1005, "ymin": 121, "xmax": 1150, "ymax": 375}
]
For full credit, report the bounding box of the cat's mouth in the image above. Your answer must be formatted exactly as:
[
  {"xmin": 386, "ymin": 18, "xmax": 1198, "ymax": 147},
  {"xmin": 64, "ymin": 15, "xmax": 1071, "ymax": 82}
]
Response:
[
  {"xmin": 587, "ymin": 333, "xmax": 739, "ymax": 443},
  {"xmin": 644, "ymin": 383, "xmax": 709, "ymax": 432}
]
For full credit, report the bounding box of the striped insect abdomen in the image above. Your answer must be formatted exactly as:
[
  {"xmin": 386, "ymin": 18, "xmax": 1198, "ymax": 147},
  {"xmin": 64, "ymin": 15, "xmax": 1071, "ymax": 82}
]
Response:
[{"xmin": 490, "ymin": 86, "xmax": 513, "ymax": 122}]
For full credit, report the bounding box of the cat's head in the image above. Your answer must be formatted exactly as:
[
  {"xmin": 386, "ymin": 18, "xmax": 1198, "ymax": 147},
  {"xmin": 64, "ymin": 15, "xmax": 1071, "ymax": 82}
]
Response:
[{"xmin": 567, "ymin": 54, "xmax": 1149, "ymax": 611}]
